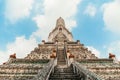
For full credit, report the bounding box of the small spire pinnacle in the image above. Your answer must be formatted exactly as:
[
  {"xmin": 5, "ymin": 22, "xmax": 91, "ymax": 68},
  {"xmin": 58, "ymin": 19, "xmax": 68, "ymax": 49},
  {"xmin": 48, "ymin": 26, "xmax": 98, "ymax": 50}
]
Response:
[{"xmin": 56, "ymin": 17, "xmax": 65, "ymax": 27}]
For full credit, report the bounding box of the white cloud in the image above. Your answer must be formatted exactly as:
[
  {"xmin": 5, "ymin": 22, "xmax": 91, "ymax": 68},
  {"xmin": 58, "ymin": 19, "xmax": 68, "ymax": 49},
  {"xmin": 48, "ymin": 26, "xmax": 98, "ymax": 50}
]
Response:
[
  {"xmin": 4, "ymin": 0, "xmax": 81, "ymax": 40},
  {"xmin": 102, "ymin": 0, "xmax": 120, "ymax": 34},
  {"xmin": 106, "ymin": 41, "xmax": 120, "ymax": 60},
  {"xmin": 5, "ymin": 0, "xmax": 34, "ymax": 23},
  {"xmin": 7, "ymin": 36, "xmax": 37, "ymax": 58},
  {"xmin": 0, "ymin": 51, "xmax": 8, "ymax": 64},
  {"xmin": 87, "ymin": 46, "xmax": 100, "ymax": 57},
  {"xmin": 84, "ymin": 3, "xmax": 97, "ymax": 17},
  {"xmin": 32, "ymin": 0, "xmax": 81, "ymax": 40},
  {"xmin": 0, "ymin": 36, "xmax": 37, "ymax": 64}
]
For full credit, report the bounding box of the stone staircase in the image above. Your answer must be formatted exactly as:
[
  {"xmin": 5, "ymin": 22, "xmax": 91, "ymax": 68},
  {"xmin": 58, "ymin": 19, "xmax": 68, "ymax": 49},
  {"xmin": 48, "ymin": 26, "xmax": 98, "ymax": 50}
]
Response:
[
  {"xmin": 49, "ymin": 48, "xmax": 81, "ymax": 80},
  {"xmin": 57, "ymin": 49, "xmax": 66, "ymax": 65},
  {"xmin": 49, "ymin": 66, "xmax": 81, "ymax": 80}
]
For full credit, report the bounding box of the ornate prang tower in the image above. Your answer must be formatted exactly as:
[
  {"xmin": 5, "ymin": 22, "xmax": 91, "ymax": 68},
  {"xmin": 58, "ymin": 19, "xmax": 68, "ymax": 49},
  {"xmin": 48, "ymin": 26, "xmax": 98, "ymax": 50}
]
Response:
[
  {"xmin": 0, "ymin": 17, "xmax": 119, "ymax": 80},
  {"xmin": 25, "ymin": 17, "xmax": 97, "ymax": 61},
  {"xmin": 48, "ymin": 17, "xmax": 73, "ymax": 42}
]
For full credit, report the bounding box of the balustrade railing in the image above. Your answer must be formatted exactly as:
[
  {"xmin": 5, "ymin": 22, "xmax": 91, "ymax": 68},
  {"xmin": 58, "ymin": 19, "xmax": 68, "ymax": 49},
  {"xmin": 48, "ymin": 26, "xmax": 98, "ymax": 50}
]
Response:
[
  {"xmin": 64, "ymin": 43, "xmax": 68, "ymax": 65},
  {"xmin": 72, "ymin": 61, "xmax": 104, "ymax": 80},
  {"xmin": 30, "ymin": 58, "xmax": 57, "ymax": 80}
]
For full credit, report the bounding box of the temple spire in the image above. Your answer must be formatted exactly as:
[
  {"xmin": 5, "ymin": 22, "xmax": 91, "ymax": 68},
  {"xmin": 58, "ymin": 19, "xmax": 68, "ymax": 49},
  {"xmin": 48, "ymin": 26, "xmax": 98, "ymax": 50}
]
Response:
[
  {"xmin": 48, "ymin": 17, "xmax": 73, "ymax": 42},
  {"xmin": 56, "ymin": 17, "xmax": 65, "ymax": 27}
]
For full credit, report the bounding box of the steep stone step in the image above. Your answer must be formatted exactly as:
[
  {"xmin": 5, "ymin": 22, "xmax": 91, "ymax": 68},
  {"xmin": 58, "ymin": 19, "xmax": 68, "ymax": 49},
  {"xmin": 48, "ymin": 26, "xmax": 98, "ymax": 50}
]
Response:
[
  {"xmin": 50, "ymin": 74, "xmax": 79, "ymax": 78},
  {"xmin": 49, "ymin": 66, "xmax": 81, "ymax": 80},
  {"xmin": 57, "ymin": 49, "xmax": 66, "ymax": 65},
  {"xmin": 57, "ymin": 62, "xmax": 66, "ymax": 65},
  {"xmin": 49, "ymin": 77, "xmax": 81, "ymax": 80}
]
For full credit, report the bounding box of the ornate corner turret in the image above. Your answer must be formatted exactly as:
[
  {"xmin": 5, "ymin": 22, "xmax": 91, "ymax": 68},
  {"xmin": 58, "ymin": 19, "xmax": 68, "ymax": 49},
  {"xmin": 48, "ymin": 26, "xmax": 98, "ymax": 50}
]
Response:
[
  {"xmin": 9, "ymin": 53, "xmax": 16, "ymax": 59},
  {"xmin": 109, "ymin": 53, "xmax": 119, "ymax": 63},
  {"xmin": 109, "ymin": 53, "xmax": 115, "ymax": 59}
]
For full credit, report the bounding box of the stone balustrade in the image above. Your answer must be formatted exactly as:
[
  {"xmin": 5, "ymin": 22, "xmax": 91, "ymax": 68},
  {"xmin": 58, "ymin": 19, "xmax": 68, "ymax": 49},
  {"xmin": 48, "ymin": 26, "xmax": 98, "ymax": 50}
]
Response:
[{"xmin": 30, "ymin": 58, "xmax": 57, "ymax": 80}]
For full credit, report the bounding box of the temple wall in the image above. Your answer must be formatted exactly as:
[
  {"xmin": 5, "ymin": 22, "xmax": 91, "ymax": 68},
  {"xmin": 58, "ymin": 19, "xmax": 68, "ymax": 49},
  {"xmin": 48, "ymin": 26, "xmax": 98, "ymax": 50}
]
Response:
[
  {"xmin": 25, "ymin": 44, "xmax": 56, "ymax": 59},
  {"xmin": 67, "ymin": 44, "xmax": 97, "ymax": 60}
]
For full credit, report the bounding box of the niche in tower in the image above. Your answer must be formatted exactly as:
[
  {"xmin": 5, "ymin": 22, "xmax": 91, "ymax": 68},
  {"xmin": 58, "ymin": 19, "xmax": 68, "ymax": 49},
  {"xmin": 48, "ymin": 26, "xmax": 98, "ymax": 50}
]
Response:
[{"xmin": 59, "ymin": 27, "xmax": 62, "ymax": 32}]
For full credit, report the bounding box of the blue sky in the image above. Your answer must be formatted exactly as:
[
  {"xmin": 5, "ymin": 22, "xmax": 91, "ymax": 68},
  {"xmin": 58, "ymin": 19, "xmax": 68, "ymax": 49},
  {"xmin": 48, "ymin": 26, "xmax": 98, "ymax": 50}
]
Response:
[{"xmin": 0, "ymin": 0, "xmax": 120, "ymax": 64}]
